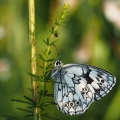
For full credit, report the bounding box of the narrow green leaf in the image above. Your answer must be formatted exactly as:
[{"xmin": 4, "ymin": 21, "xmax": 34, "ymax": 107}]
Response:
[
  {"xmin": 3, "ymin": 115, "xmax": 22, "ymax": 120},
  {"xmin": 51, "ymin": 27, "xmax": 54, "ymax": 34},
  {"xmin": 41, "ymin": 37, "xmax": 48, "ymax": 45},
  {"xmin": 24, "ymin": 96, "xmax": 35, "ymax": 104},
  {"xmin": 27, "ymin": 72, "xmax": 41, "ymax": 82},
  {"xmin": 41, "ymin": 102, "xmax": 56, "ymax": 106},
  {"xmin": 27, "ymin": 88, "xmax": 32, "ymax": 92},
  {"xmin": 37, "ymin": 78, "xmax": 48, "ymax": 82},
  {"xmin": 46, "ymin": 63, "xmax": 53, "ymax": 69},
  {"xmin": 44, "ymin": 90, "xmax": 48, "ymax": 95},
  {"xmin": 11, "ymin": 99, "xmax": 32, "ymax": 105},
  {"xmin": 42, "ymin": 113, "xmax": 59, "ymax": 120},
  {"xmin": 46, "ymin": 58, "xmax": 55, "ymax": 62},
  {"xmin": 50, "ymin": 40, "xmax": 58, "ymax": 45},
  {"xmin": 44, "ymin": 70, "xmax": 51, "ymax": 77},
  {"xmin": 16, "ymin": 107, "xmax": 33, "ymax": 113},
  {"xmin": 44, "ymin": 94, "xmax": 54, "ymax": 97},
  {"xmin": 27, "ymin": 72, "xmax": 37, "ymax": 77},
  {"xmin": 38, "ymin": 90, "xmax": 42, "ymax": 104},
  {"xmin": 39, "ymin": 54, "xmax": 45, "ymax": 61},
  {"xmin": 27, "ymin": 106, "xmax": 34, "ymax": 108},
  {"xmin": 27, "ymin": 72, "xmax": 43, "ymax": 80},
  {"xmin": 42, "ymin": 49, "xmax": 47, "ymax": 55},
  {"xmin": 55, "ymin": 19, "xmax": 59, "ymax": 26},
  {"xmin": 46, "ymin": 38, "xmax": 50, "ymax": 45},
  {"xmin": 42, "ymin": 40, "xmax": 47, "ymax": 45},
  {"xmin": 38, "ymin": 91, "xmax": 54, "ymax": 97},
  {"xmin": 37, "ymin": 65, "xmax": 44, "ymax": 69},
  {"xmin": 42, "ymin": 51, "xmax": 45, "ymax": 55},
  {"xmin": 48, "ymin": 50, "xmax": 51, "ymax": 55},
  {"xmin": 45, "ymin": 72, "xmax": 51, "ymax": 80},
  {"xmin": 46, "ymin": 24, "xmax": 53, "ymax": 34},
  {"xmin": 37, "ymin": 106, "xmax": 44, "ymax": 111},
  {"xmin": 24, "ymin": 114, "xmax": 33, "ymax": 117}
]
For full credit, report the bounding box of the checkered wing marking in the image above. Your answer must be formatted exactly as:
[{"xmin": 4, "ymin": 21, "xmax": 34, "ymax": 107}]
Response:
[
  {"xmin": 87, "ymin": 66, "xmax": 116, "ymax": 100},
  {"xmin": 54, "ymin": 74, "xmax": 94, "ymax": 116},
  {"xmin": 54, "ymin": 65, "xmax": 94, "ymax": 115},
  {"xmin": 63, "ymin": 64, "xmax": 116, "ymax": 101},
  {"xmin": 54, "ymin": 64, "xmax": 116, "ymax": 115}
]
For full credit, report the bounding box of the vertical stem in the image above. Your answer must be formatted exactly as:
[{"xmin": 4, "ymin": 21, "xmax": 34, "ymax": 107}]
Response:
[{"xmin": 28, "ymin": 0, "xmax": 41, "ymax": 120}]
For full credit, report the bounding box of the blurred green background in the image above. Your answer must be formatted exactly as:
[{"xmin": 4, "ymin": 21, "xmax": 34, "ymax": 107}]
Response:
[{"xmin": 0, "ymin": 0, "xmax": 120, "ymax": 120}]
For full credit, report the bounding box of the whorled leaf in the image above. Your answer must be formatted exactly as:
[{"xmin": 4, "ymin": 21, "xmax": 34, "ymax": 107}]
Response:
[
  {"xmin": 3, "ymin": 115, "xmax": 23, "ymax": 120},
  {"xmin": 24, "ymin": 114, "xmax": 33, "ymax": 117},
  {"xmin": 39, "ymin": 54, "xmax": 45, "ymax": 61},
  {"xmin": 16, "ymin": 107, "xmax": 33, "ymax": 113},
  {"xmin": 11, "ymin": 99, "xmax": 32, "ymax": 105},
  {"xmin": 41, "ymin": 113, "xmax": 59, "ymax": 120},
  {"xmin": 24, "ymin": 96, "xmax": 35, "ymax": 105},
  {"xmin": 41, "ymin": 102, "xmax": 56, "ymax": 106}
]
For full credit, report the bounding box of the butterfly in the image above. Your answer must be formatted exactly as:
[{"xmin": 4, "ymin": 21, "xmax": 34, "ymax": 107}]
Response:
[{"xmin": 52, "ymin": 60, "xmax": 116, "ymax": 116}]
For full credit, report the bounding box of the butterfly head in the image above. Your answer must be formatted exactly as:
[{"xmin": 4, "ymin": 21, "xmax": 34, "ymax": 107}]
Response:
[
  {"xmin": 54, "ymin": 60, "xmax": 63, "ymax": 67},
  {"xmin": 52, "ymin": 60, "xmax": 63, "ymax": 78}
]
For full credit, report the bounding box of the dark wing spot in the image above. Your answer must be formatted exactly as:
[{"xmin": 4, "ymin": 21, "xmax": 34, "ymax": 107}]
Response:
[
  {"xmin": 82, "ymin": 69, "xmax": 93, "ymax": 84},
  {"xmin": 69, "ymin": 102, "xmax": 74, "ymax": 107},
  {"xmin": 101, "ymin": 79, "xmax": 104, "ymax": 83},
  {"xmin": 99, "ymin": 83, "xmax": 102, "ymax": 86},
  {"xmin": 75, "ymin": 101, "xmax": 80, "ymax": 105},
  {"xmin": 64, "ymin": 103, "xmax": 68, "ymax": 107}
]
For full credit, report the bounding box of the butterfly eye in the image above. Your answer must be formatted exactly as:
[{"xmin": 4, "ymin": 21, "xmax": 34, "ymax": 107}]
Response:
[{"xmin": 54, "ymin": 60, "xmax": 62, "ymax": 67}]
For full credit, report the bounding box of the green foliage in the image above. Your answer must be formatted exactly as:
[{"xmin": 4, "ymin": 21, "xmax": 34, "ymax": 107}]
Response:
[
  {"xmin": 1, "ymin": 1, "xmax": 119, "ymax": 120},
  {"xmin": 41, "ymin": 114, "xmax": 59, "ymax": 120},
  {"xmin": 3, "ymin": 3, "xmax": 69, "ymax": 120},
  {"xmin": 3, "ymin": 115, "xmax": 23, "ymax": 120}
]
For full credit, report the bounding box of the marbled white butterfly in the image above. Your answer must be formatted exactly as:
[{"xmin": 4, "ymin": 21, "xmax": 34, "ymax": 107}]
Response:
[{"xmin": 52, "ymin": 60, "xmax": 116, "ymax": 115}]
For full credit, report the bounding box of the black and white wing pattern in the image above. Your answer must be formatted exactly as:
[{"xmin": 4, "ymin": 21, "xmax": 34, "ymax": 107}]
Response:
[{"xmin": 52, "ymin": 60, "xmax": 116, "ymax": 116}]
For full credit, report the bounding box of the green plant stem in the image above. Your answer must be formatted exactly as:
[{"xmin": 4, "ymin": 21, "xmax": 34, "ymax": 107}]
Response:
[
  {"xmin": 28, "ymin": 0, "xmax": 41, "ymax": 120},
  {"xmin": 42, "ymin": 26, "xmax": 58, "ymax": 91},
  {"xmin": 42, "ymin": 3, "xmax": 69, "ymax": 92}
]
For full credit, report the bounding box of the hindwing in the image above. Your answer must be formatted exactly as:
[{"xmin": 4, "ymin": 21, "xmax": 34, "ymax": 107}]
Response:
[{"xmin": 53, "ymin": 64, "xmax": 116, "ymax": 115}]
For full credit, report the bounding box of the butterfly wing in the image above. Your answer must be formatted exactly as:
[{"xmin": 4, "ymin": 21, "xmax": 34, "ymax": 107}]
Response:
[
  {"xmin": 54, "ymin": 64, "xmax": 116, "ymax": 115},
  {"xmin": 63, "ymin": 64, "xmax": 116, "ymax": 100},
  {"xmin": 85, "ymin": 65, "xmax": 116, "ymax": 100},
  {"xmin": 54, "ymin": 76, "xmax": 92, "ymax": 115}
]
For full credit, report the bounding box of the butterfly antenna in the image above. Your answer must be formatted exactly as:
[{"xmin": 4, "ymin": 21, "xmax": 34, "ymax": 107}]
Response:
[
  {"xmin": 53, "ymin": 44, "xmax": 61, "ymax": 60},
  {"xmin": 59, "ymin": 49, "xmax": 62, "ymax": 60}
]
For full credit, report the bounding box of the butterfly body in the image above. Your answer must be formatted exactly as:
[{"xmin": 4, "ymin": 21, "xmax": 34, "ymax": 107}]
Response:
[{"xmin": 52, "ymin": 60, "xmax": 116, "ymax": 116}]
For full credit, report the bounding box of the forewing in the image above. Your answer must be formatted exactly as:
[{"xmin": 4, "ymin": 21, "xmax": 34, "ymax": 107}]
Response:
[
  {"xmin": 87, "ymin": 66, "xmax": 116, "ymax": 100},
  {"xmin": 63, "ymin": 64, "xmax": 116, "ymax": 101}
]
